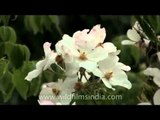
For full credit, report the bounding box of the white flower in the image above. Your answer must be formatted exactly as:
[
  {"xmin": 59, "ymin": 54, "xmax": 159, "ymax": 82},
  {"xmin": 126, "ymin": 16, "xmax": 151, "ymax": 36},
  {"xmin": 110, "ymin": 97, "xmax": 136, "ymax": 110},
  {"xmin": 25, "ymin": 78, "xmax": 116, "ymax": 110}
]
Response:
[
  {"xmin": 56, "ymin": 34, "xmax": 108, "ymax": 77},
  {"xmin": 39, "ymin": 77, "xmax": 77, "ymax": 105},
  {"xmin": 143, "ymin": 68, "xmax": 160, "ymax": 87},
  {"xmin": 97, "ymin": 56, "xmax": 132, "ymax": 90},
  {"xmin": 55, "ymin": 35, "xmax": 76, "ymax": 63},
  {"xmin": 72, "ymin": 25, "xmax": 108, "ymax": 74},
  {"xmin": 121, "ymin": 21, "xmax": 150, "ymax": 46},
  {"xmin": 25, "ymin": 42, "xmax": 57, "ymax": 81}
]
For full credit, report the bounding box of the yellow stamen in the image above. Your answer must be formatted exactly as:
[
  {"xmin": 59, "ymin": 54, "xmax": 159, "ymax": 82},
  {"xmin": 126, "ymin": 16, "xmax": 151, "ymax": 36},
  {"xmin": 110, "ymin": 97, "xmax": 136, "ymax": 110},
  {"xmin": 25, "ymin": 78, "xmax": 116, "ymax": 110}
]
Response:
[
  {"xmin": 105, "ymin": 72, "xmax": 113, "ymax": 80},
  {"xmin": 79, "ymin": 52, "xmax": 87, "ymax": 60},
  {"xmin": 52, "ymin": 88, "xmax": 60, "ymax": 96}
]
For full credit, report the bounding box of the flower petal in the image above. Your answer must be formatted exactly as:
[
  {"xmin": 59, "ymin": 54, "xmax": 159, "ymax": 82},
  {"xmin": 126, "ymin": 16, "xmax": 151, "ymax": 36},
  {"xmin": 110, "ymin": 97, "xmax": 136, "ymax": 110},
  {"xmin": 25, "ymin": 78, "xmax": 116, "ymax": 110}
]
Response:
[
  {"xmin": 79, "ymin": 61, "xmax": 97, "ymax": 73},
  {"xmin": 98, "ymin": 56, "xmax": 119, "ymax": 73},
  {"xmin": 157, "ymin": 52, "xmax": 160, "ymax": 62},
  {"xmin": 88, "ymin": 47, "xmax": 108, "ymax": 62},
  {"xmin": 138, "ymin": 102, "xmax": 151, "ymax": 105},
  {"xmin": 109, "ymin": 69, "xmax": 132, "ymax": 89},
  {"xmin": 143, "ymin": 68, "xmax": 160, "ymax": 77},
  {"xmin": 36, "ymin": 60, "xmax": 46, "ymax": 69},
  {"xmin": 38, "ymin": 100, "xmax": 55, "ymax": 105},
  {"xmin": 153, "ymin": 89, "xmax": 160, "ymax": 105},
  {"xmin": 153, "ymin": 77, "xmax": 160, "ymax": 87},
  {"xmin": 43, "ymin": 52, "xmax": 57, "ymax": 70},
  {"xmin": 116, "ymin": 62, "xmax": 131, "ymax": 71},
  {"xmin": 101, "ymin": 78, "xmax": 115, "ymax": 90},
  {"xmin": 103, "ymin": 42, "xmax": 117, "ymax": 53},
  {"xmin": 25, "ymin": 69, "xmax": 42, "ymax": 81},
  {"xmin": 127, "ymin": 29, "xmax": 141, "ymax": 42},
  {"xmin": 43, "ymin": 42, "xmax": 52, "ymax": 57},
  {"xmin": 89, "ymin": 24, "xmax": 106, "ymax": 46},
  {"xmin": 65, "ymin": 62, "xmax": 79, "ymax": 77},
  {"xmin": 143, "ymin": 39, "xmax": 150, "ymax": 47},
  {"xmin": 121, "ymin": 40, "xmax": 136, "ymax": 45}
]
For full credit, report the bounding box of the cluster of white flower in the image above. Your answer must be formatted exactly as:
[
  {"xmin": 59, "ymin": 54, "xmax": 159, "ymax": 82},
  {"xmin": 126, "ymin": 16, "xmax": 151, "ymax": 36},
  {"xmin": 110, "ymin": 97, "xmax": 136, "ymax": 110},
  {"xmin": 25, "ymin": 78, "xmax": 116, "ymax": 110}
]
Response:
[
  {"xmin": 25, "ymin": 24, "xmax": 132, "ymax": 105},
  {"xmin": 121, "ymin": 21, "xmax": 160, "ymax": 105},
  {"xmin": 140, "ymin": 52, "xmax": 160, "ymax": 105}
]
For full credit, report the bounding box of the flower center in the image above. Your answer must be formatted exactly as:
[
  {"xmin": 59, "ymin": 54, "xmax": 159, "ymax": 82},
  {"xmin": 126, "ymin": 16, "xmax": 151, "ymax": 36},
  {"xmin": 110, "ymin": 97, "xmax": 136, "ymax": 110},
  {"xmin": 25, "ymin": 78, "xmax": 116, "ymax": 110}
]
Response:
[
  {"xmin": 74, "ymin": 82, "xmax": 84, "ymax": 91},
  {"xmin": 55, "ymin": 55, "xmax": 63, "ymax": 63},
  {"xmin": 79, "ymin": 52, "xmax": 87, "ymax": 61},
  {"xmin": 96, "ymin": 43, "xmax": 103, "ymax": 48},
  {"xmin": 52, "ymin": 88, "xmax": 61, "ymax": 96},
  {"xmin": 105, "ymin": 71, "xmax": 113, "ymax": 80}
]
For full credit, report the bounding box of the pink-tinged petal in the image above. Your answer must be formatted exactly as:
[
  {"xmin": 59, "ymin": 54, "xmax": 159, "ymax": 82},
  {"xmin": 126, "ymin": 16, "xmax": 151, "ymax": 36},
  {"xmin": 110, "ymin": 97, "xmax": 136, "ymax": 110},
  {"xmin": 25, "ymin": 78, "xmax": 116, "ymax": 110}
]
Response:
[
  {"xmin": 38, "ymin": 100, "xmax": 55, "ymax": 105},
  {"xmin": 73, "ymin": 29, "xmax": 89, "ymax": 46},
  {"xmin": 43, "ymin": 42, "xmax": 52, "ymax": 57},
  {"xmin": 25, "ymin": 69, "xmax": 42, "ymax": 81},
  {"xmin": 153, "ymin": 89, "xmax": 160, "ymax": 105},
  {"xmin": 73, "ymin": 29, "xmax": 90, "ymax": 48},
  {"xmin": 89, "ymin": 24, "xmax": 106, "ymax": 45},
  {"xmin": 143, "ymin": 39, "xmax": 150, "ymax": 47}
]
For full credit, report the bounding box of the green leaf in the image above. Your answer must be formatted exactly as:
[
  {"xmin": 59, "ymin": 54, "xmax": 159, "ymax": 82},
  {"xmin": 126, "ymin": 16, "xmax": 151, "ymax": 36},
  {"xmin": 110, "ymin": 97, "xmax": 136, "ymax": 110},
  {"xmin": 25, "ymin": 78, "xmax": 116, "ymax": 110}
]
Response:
[
  {"xmin": 22, "ymin": 61, "xmax": 41, "ymax": 97},
  {"xmin": 0, "ymin": 60, "xmax": 15, "ymax": 102},
  {"xmin": 24, "ymin": 16, "xmax": 39, "ymax": 34},
  {"xmin": 24, "ymin": 15, "xmax": 60, "ymax": 34},
  {"xmin": 143, "ymin": 16, "xmax": 160, "ymax": 34},
  {"xmin": 48, "ymin": 15, "xmax": 59, "ymax": 26},
  {"xmin": 0, "ymin": 15, "xmax": 10, "ymax": 25},
  {"xmin": 5, "ymin": 43, "xmax": 30, "ymax": 69},
  {"xmin": 28, "ymin": 76, "xmax": 42, "ymax": 97},
  {"xmin": 20, "ymin": 45, "xmax": 30, "ymax": 61},
  {"xmin": 130, "ymin": 46, "xmax": 141, "ymax": 64},
  {"xmin": 0, "ymin": 43, "xmax": 5, "ymax": 58},
  {"xmin": 0, "ymin": 26, "xmax": 16, "ymax": 43},
  {"xmin": 134, "ymin": 16, "xmax": 157, "ymax": 43},
  {"xmin": 12, "ymin": 69, "xmax": 29, "ymax": 100}
]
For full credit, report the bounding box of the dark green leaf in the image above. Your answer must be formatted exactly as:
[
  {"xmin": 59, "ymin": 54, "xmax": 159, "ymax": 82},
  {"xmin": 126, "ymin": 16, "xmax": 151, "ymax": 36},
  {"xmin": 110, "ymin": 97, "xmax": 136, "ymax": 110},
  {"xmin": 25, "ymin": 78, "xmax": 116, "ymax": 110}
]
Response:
[
  {"xmin": 0, "ymin": 26, "xmax": 16, "ymax": 43},
  {"xmin": 48, "ymin": 15, "xmax": 59, "ymax": 26},
  {"xmin": 134, "ymin": 16, "xmax": 157, "ymax": 43},
  {"xmin": 0, "ymin": 60, "xmax": 15, "ymax": 102},
  {"xmin": 130, "ymin": 46, "xmax": 141, "ymax": 64},
  {"xmin": 5, "ymin": 43, "xmax": 30, "ymax": 69},
  {"xmin": 12, "ymin": 69, "xmax": 29, "ymax": 100},
  {"xmin": 0, "ymin": 43, "xmax": 5, "ymax": 58},
  {"xmin": 0, "ymin": 15, "xmax": 10, "ymax": 25}
]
